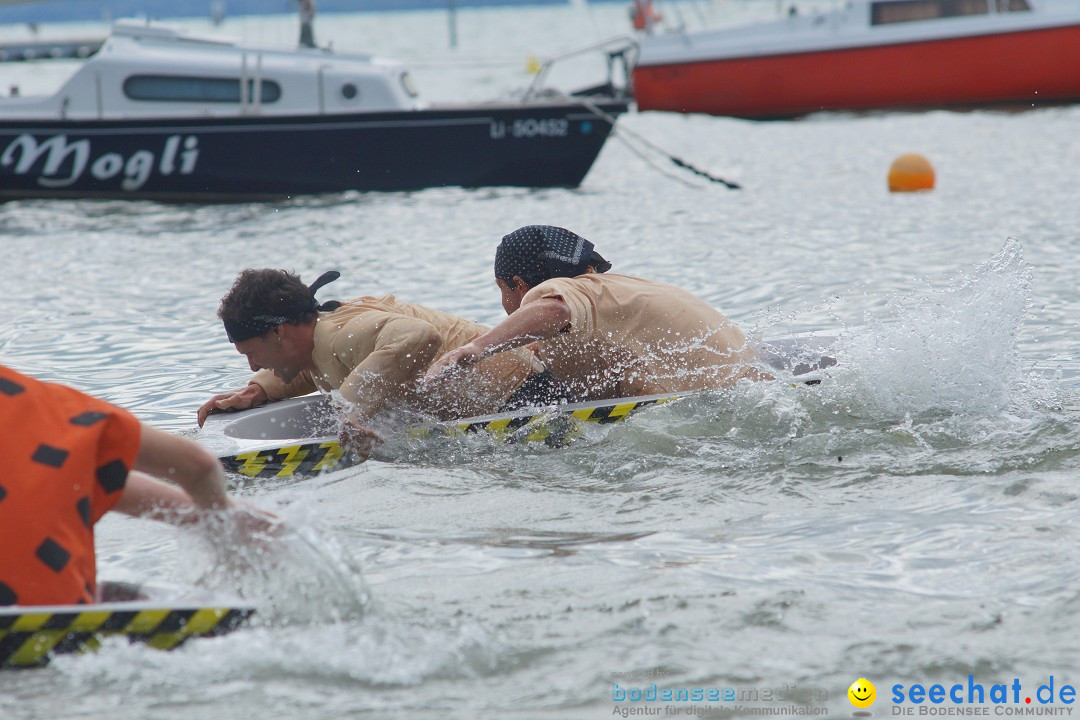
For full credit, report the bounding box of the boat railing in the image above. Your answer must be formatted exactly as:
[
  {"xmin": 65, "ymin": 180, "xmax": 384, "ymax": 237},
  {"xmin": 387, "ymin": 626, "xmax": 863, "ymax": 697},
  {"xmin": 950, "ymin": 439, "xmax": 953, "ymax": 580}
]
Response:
[
  {"xmin": 240, "ymin": 51, "xmax": 276, "ymax": 115},
  {"xmin": 521, "ymin": 35, "xmax": 638, "ymax": 103},
  {"xmin": 0, "ymin": 38, "xmax": 104, "ymax": 64}
]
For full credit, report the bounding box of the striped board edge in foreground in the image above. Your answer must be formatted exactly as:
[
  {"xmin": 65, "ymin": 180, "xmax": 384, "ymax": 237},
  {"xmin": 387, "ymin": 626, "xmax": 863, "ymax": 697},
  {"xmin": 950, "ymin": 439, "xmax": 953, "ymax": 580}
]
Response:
[
  {"xmin": 0, "ymin": 597, "xmax": 255, "ymax": 669},
  {"xmin": 217, "ymin": 392, "xmax": 687, "ymax": 480}
]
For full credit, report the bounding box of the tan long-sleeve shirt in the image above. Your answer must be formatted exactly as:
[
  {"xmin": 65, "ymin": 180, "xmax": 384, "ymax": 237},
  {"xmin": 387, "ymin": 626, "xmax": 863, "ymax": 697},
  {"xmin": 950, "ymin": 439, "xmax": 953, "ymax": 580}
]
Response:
[
  {"xmin": 250, "ymin": 295, "xmax": 534, "ymax": 419},
  {"xmin": 521, "ymin": 273, "xmax": 758, "ymax": 399}
]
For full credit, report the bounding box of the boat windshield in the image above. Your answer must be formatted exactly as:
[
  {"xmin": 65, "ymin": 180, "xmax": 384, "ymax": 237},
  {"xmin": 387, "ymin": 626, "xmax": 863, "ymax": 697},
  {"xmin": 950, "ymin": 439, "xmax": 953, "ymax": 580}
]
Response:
[{"xmin": 870, "ymin": 0, "xmax": 1031, "ymax": 25}]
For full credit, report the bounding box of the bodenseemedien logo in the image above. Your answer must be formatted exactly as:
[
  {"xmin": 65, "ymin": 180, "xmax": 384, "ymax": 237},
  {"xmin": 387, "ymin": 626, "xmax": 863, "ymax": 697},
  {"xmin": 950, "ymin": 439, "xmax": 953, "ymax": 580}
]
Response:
[
  {"xmin": 608, "ymin": 676, "xmax": 830, "ymax": 716},
  {"xmin": 849, "ymin": 678, "xmax": 876, "ymax": 717}
]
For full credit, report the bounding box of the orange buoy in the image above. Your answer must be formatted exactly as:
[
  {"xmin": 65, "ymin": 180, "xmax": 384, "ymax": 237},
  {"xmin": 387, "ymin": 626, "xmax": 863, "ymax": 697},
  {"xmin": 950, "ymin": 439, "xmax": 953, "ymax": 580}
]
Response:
[{"xmin": 888, "ymin": 153, "xmax": 935, "ymax": 192}]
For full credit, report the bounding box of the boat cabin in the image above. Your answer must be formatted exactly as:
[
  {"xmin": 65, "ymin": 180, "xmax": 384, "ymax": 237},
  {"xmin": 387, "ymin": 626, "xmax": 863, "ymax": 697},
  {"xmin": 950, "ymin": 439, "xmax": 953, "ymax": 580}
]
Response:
[{"xmin": 1, "ymin": 20, "xmax": 426, "ymax": 120}]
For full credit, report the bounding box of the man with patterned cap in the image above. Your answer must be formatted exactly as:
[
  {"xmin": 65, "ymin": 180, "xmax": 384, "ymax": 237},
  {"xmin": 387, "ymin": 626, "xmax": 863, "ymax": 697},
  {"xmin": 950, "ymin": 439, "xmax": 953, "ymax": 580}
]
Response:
[
  {"xmin": 197, "ymin": 268, "xmax": 565, "ymax": 448},
  {"xmin": 425, "ymin": 225, "xmax": 769, "ymax": 400}
]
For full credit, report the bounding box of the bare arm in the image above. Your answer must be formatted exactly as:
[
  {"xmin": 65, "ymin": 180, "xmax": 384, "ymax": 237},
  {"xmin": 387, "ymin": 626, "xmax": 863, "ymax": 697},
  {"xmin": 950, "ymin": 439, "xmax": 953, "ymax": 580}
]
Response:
[
  {"xmin": 112, "ymin": 471, "xmax": 203, "ymax": 522},
  {"xmin": 197, "ymin": 367, "xmax": 319, "ymax": 427},
  {"xmin": 248, "ymin": 369, "xmax": 318, "ymax": 403},
  {"xmin": 132, "ymin": 423, "xmax": 229, "ymax": 509},
  {"xmin": 116, "ymin": 423, "xmax": 279, "ymax": 536},
  {"xmin": 424, "ymin": 297, "xmax": 570, "ymax": 381},
  {"xmin": 196, "ymin": 382, "xmax": 268, "ymax": 427}
]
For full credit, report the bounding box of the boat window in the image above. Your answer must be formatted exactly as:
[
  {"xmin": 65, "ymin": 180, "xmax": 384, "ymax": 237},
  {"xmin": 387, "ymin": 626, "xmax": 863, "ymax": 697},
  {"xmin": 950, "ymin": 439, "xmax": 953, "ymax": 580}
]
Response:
[
  {"xmin": 341, "ymin": 82, "xmax": 358, "ymax": 100},
  {"xmin": 996, "ymin": 0, "xmax": 1030, "ymax": 11},
  {"xmin": 123, "ymin": 75, "xmax": 282, "ymax": 103},
  {"xmin": 871, "ymin": 0, "xmax": 990, "ymax": 25}
]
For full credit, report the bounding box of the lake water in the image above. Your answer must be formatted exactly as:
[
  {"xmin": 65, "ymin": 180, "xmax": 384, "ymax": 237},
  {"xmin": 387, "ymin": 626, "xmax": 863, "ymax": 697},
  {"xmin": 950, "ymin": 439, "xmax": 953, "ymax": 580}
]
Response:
[{"xmin": 2, "ymin": 4, "xmax": 1079, "ymax": 719}]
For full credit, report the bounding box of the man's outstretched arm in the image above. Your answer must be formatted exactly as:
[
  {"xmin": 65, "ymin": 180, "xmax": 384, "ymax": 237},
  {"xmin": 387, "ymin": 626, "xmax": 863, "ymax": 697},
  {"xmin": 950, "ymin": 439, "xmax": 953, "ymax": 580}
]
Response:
[{"xmin": 424, "ymin": 298, "xmax": 570, "ymax": 381}]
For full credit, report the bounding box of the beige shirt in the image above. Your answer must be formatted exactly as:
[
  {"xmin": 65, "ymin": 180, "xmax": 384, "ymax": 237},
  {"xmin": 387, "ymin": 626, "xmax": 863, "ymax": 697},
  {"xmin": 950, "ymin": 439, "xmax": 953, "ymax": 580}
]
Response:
[
  {"xmin": 521, "ymin": 273, "xmax": 756, "ymax": 399},
  {"xmin": 250, "ymin": 295, "xmax": 534, "ymax": 419}
]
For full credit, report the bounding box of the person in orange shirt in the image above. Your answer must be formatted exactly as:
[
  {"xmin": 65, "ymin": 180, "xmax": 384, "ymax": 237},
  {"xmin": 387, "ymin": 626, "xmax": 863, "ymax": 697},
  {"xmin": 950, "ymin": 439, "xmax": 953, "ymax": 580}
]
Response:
[
  {"xmin": 0, "ymin": 364, "xmax": 245, "ymax": 607},
  {"xmin": 425, "ymin": 225, "xmax": 770, "ymax": 399}
]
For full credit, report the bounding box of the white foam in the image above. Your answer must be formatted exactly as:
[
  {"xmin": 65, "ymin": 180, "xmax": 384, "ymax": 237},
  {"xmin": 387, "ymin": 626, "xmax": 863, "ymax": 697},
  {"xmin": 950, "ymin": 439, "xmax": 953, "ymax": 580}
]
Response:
[
  {"xmin": 173, "ymin": 499, "xmax": 372, "ymax": 625},
  {"xmin": 825, "ymin": 237, "xmax": 1034, "ymax": 418}
]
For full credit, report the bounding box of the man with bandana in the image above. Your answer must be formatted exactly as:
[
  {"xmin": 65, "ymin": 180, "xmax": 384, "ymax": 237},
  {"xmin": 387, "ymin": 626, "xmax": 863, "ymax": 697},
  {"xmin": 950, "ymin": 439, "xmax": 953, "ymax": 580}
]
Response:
[
  {"xmin": 425, "ymin": 225, "xmax": 769, "ymax": 400},
  {"xmin": 197, "ymin": 268, "xmax": 568, "ymax": 448}
]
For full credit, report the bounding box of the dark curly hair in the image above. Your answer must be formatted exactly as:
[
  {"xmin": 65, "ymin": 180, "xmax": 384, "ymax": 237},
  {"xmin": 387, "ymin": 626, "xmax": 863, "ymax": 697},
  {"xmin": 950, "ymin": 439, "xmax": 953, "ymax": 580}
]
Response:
[{"xmin": 217, "ymin": 269, "xmax": 319, "ymax": 327}]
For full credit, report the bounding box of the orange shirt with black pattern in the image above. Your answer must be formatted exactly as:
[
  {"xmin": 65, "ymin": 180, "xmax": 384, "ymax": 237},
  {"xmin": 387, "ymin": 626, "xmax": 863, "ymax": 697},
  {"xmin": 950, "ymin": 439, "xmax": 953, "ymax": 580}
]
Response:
[{"xmin": 0, "ymin": 366, "xmax": 140, "ymax": 607}]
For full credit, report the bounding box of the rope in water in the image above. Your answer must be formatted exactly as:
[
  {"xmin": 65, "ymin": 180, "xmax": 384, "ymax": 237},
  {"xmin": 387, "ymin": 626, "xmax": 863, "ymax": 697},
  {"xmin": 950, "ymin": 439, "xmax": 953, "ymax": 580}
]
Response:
[{"xmin": 576, "ymin": 96, "xmax": 742, "ymax": 190}]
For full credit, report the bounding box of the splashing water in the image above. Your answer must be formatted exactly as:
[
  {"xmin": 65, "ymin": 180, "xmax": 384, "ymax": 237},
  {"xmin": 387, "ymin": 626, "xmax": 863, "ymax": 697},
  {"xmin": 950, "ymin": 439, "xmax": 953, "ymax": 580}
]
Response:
[
  {"xmin": 174, "ymin": 501, "xmax": 371, "ymax": 626},
  {"xmin": 827, "ymin": 237, "xmax": 1033, "ymax": 418},
  {"xmin": 543, "ymin": 237, "xmax": 1067, "ymax": 491}
]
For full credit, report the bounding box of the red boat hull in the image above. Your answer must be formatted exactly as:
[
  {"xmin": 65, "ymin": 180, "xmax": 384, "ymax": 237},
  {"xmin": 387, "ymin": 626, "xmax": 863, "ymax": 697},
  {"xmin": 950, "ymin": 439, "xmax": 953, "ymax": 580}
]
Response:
[{"xmin": 633, "ymin": 25, "xmax": 1080, "ymax": 119}]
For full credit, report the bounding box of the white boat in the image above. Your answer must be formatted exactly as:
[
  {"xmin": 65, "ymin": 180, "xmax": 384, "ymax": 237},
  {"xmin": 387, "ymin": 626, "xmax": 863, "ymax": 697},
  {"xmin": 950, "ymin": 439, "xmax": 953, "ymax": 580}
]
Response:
[
  {"xmin": 0, "ymin": 20, "xmax": 631, "ymax": 200},
  {"xmin": 632, "ymin": 0, "xmax": 1080, "ymax": 119}
]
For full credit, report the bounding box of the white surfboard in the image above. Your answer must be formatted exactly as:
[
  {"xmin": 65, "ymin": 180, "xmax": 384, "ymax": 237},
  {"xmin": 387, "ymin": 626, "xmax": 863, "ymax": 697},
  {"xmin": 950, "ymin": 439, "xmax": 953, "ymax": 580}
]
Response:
[{"xmin": 205, "ymin": 334, "xmax": 837, "ymax": 480}]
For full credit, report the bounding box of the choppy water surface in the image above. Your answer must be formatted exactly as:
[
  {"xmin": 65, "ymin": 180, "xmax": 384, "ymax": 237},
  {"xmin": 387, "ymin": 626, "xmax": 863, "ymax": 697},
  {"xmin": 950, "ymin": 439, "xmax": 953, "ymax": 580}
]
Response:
[{"xmin": 1, "ymin": 5, "xmax": 1079, "ymax": 720}]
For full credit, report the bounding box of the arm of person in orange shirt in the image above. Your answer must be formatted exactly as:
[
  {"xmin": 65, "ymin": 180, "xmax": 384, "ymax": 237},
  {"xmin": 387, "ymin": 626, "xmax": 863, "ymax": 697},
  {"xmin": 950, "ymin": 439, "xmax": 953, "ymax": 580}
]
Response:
[
  {"xmin": 113, "ymin": 471, "xmax": 210, "ymax": 522},
  {"xmin": 133, "ymin": 423, "xmax": 228, "ymax": 509},
  {"xmin": 112, "ymin": 423, "xmax": 227, "ymax": 518},
  {"xmin": 114, "ymin": 423, "xmax": 276, "ymax": 531}
]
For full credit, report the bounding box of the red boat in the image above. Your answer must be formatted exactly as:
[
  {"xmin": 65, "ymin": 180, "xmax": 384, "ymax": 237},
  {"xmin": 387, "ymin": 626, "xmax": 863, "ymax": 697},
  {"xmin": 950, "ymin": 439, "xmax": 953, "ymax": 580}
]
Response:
[{"xmin": 632, "ymin": 0, "xmax": 1080, "ymax": 119}]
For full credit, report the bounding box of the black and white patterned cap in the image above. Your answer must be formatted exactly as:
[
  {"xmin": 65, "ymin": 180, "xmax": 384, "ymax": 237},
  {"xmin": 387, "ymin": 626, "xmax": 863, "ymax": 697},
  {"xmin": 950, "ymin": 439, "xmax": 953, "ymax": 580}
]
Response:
[{"xmin": 494, "ymin": 225, "xmax": 611, "ymax": 287}]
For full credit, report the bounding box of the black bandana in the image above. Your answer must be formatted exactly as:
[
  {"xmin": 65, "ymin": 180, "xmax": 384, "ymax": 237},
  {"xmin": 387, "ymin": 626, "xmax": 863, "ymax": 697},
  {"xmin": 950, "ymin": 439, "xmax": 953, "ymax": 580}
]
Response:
[
  {"xmin": 223, "ymin": 270, "xmax": 343, "ymax": 343},
  {"xmin": 494, "ymin": 225, "xmax": 611, "ymax": 287}
]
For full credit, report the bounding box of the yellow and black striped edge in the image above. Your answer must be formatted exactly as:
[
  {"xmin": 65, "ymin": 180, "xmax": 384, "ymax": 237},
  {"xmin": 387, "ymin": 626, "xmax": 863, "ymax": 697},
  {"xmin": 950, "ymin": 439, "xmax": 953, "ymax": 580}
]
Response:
[
  {"xmin": 220, "ymin": 440, "xmax": 351, "ymax": 479},
  {"xmin": 446, "ymin": 394, "xmax": 681, "ymax": 445},
  {"xmin": 0, "ymin": 603, "xmax": 255, "ymax": 669},
  {"xmin": 217, "ymin": 394, "xmax": 685, "ymax": 480}
]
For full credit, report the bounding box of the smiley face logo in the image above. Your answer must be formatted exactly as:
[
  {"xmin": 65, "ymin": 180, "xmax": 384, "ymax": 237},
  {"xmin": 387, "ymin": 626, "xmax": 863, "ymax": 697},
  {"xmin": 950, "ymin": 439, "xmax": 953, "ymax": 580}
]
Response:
[{"xmin": 848, "ymin": 678, "xmax": 876, "ymax": 708}]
